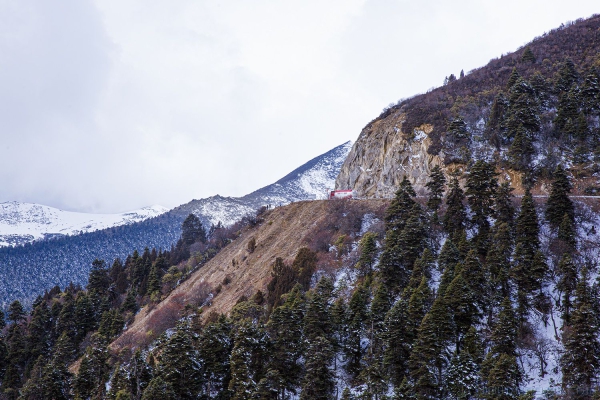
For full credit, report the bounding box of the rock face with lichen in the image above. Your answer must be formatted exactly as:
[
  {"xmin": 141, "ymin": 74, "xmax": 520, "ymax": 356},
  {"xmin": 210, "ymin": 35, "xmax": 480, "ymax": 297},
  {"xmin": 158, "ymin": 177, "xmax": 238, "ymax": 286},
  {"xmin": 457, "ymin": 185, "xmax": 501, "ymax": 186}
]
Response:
[{"xmin": 335, "ymin": 109, "xmax": 444, "ymax": 198}]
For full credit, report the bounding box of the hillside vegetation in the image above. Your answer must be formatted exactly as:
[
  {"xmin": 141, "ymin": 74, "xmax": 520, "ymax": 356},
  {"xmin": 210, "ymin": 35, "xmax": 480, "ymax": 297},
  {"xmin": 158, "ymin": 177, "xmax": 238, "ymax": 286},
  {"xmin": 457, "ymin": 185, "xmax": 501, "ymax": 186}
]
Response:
[{"xmin": 337, "ymin": 14, "xmax": 600, "ymax": 198}]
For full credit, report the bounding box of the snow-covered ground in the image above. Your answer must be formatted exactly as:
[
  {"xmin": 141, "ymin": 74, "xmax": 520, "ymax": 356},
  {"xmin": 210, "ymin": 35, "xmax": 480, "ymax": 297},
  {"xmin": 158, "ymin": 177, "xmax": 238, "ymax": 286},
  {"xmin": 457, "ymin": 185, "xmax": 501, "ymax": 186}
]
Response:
[{"xmin": 0, "ymin": 202, "xmax": 168, "ymax": 247}]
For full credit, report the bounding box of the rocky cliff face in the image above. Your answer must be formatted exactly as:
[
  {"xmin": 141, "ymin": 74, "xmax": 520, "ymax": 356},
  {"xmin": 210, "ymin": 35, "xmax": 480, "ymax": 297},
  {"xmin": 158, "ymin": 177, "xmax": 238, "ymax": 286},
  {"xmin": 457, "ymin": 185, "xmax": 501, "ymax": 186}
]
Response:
[{"xmin": 335, "ymin": 109, "xmax": 443, "ymax": 198}]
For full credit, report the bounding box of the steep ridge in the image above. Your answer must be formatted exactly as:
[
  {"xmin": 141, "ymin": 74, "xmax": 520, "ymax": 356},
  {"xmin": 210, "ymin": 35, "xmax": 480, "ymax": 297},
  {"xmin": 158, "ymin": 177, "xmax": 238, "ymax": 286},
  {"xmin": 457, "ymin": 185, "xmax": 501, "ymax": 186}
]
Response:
[
  {"xmin": 0, "ymin": 202, "xmax": 168, "ymax": 247},
  {"xmin": 112, "ymin": 199, "xmax": 388, "ymax": 351},
  {"xmin": 336, "ymin": 15, "xmax": 600, "ymax": 197},
  {"xmin": 0, "ymin": 142, "xmax": 352, "ymax": 306}
]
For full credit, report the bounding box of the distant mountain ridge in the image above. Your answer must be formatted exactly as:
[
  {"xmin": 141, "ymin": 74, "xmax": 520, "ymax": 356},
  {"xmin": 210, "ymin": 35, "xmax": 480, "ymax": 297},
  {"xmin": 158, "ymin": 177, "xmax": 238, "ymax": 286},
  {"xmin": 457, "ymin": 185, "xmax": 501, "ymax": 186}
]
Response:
[
  {"xmin": 0, "ymin": 202, "xmax": 168, "ymax": 247},
  {"xmin": 0, "ymin": 141, "xmax": 352, "ymax": 306}
]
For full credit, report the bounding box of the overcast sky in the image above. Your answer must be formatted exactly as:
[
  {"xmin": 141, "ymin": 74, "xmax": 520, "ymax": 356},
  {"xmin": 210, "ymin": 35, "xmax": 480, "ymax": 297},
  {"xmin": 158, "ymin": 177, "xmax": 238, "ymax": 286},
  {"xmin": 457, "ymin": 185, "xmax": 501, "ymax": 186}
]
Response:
[{"xmin": 0, "ymin": 1, "xmax": 597, "ymax": 213}]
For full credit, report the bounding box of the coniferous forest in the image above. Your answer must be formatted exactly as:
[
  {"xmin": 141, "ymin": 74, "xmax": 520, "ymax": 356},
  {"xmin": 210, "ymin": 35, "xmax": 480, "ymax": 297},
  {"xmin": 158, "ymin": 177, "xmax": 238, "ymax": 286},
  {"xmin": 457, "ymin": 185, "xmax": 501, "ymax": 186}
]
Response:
[
  {"xmin": 1, "ymin": 14, "xmax": 600, "ymax": 400},
  {"xmin": 0, "ymin": 163, "xmax": 598, "ymax": 399}
]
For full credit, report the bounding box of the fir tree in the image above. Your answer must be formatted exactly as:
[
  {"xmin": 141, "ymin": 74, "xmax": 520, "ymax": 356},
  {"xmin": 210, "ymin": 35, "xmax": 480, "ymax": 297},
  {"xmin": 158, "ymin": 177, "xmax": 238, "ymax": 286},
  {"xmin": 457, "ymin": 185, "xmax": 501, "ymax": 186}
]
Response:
[
  {"xmin": 228, "ymin": 321, "xmax": 265, "ymax": 400},
  {"xmin": 385, "ymin": 176, "xmax": 417, "ymax": 232},
  {"xmin": 487, "ymin": 223, "xmax": 513, "ymax": 299},
  {"xmin": 506, "ymin": 67, "xmax": 521, "ymax": 89},
  {"xmin": 521, "ymin": 47, "xmax": 536, "ymax": 64},
  {"xmin": 181, "ymin": 213, "xmax": 207, "ymax": 246},
  {"xmin": 344, "ymin": 284, "xmax": 369, "ymax": 381},
  {"xmin": 384, "ymin": 298, "xmax": 411, "ymax": 386},
  {"xmin": 141, "ymin": 377, "xmax": 176, "ymax": 400},
  {"xmin": 426, "ymin": 165, "xmax": 446, "ymax": 215},
  {"xmin": 300, "ymin": 336, "xmax": 335, "ymax": 400},
  {"xmin": 495, "ymin": 183, "xmax": 515, "ymax": 227},
  {"xmin": 506, "ymin": 77, "xmax": 541, "ymax": 134},
  {"xmin": 555, "ymin": 58, "xmax": 578, "ymax": 93},
  {"xmin": 87, "ymin": 258, "xmax": 110, "ymax": 296},
  {"xmin": 357, "ymin": 232, "xmax": 378, "ymax": 277},
  {"xmin": 561, "ymin": 268, "xmax": 600, "ymax": 395},
  {"xmin": 444, "ymin": 272, "xmax": 480, "ymax": 350},
  {"xmin": 558, "ymin": 212, "xmax": 577, "ymax": 251},
  {"xmin": 74, "ymin": 335, "xmax": 110, "ymax": 399},
  {"xmin": 445, "ymin": 326, "xmax": 483, "ymax": 400},
  {"xmin": 545, "ymin": 165, "xmax": 573, "ymax": 227},
  {"xmin": 7, "ymin": 300, "xmax": 24, "ymax": 324},
  {"xmin": 508, "ymin": 126, "xmax": 534, "ymax": 171},
  {"xmin": 557, "ymin": 253, "xmax": 578, "ymax": 325},
  {"xmin": 198, "ymin": 315, "xmax": 233, "ymax": 397},
  {"xmin": 443, "ymin": 177, "xmax": 467, "ymax": 238},
  {"xmin": 409, "ymin": 296, "xmax": 452, "ymax": 398},
  {"xmin": 266, "ymin": 285, "xmax": 305, "ymax": 397},
  {"xmin": 466, "ymin": 161, "xmax": 498, "ymax": 232}
]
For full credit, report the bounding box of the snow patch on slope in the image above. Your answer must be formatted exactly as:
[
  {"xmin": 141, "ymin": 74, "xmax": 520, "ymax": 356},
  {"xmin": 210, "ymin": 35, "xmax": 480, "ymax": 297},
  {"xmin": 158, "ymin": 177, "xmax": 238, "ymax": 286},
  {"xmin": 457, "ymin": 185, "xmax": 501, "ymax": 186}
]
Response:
[{"xmin": 0, "ymin": 202, "xmax": 168, "ymax": 247}]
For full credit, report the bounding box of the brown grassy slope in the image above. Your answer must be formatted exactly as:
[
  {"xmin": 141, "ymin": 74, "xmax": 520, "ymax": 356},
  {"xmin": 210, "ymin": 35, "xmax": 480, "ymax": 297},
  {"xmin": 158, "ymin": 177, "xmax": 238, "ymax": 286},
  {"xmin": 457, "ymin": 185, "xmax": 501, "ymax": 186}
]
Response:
[{"xmin": 111, "ymin": 199, "xmax": 387, "ymax": 351}]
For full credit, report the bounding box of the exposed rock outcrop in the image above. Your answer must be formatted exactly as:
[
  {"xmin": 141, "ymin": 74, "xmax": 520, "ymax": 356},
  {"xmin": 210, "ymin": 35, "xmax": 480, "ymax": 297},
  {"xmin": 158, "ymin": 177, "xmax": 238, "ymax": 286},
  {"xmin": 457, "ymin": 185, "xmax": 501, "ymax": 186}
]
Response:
[{"xmin": 335, "ymin": 108, "xmax": 443, "ymax": 198}]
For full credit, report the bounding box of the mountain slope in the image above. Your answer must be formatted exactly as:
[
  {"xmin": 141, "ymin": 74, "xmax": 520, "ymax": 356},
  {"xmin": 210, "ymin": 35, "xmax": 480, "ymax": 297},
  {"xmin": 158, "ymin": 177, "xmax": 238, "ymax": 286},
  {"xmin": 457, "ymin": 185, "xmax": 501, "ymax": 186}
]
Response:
[
  {"xmin": 0, "ymin": 202, "xmax": 168, "ymax": 247},
  {"xmin": 112, "ymin": 198, "xmax": 387, "ymax": 351},
  {"xmin": 0, "ymin": 142, "xmax": 352, "ymax": 306}
]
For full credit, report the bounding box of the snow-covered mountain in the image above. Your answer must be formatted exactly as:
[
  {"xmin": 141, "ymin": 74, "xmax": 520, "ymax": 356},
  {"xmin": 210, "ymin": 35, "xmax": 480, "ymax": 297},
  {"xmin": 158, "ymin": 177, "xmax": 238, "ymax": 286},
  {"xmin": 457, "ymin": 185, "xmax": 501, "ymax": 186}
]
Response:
[
  {"xmin": 183, "ymin": 141, "xmax": 353, "ymax": 227},
  {"xmin": 0, "ymin": 141, "xmax": 352, "ymax": 306},
  {"xmin": 0, "ymin": 202, "xmax": 168, "ymax": 247}
]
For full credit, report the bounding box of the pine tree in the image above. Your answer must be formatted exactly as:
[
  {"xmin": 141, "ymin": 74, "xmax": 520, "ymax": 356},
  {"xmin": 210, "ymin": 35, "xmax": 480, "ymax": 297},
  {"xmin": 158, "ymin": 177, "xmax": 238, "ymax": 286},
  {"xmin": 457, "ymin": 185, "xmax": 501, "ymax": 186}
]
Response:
[
  {"xmin": 379, "ymin": 202, "xmax": 427, "ymax": 293},
  {"xmin": 561, "ymin": 268, "xmax": 600, "ymax": 395},
  {"xmin": 545, "ymin": 165, "xmax": 574, "ymax": 227},
  {"xmin": 487, "ymin": 92, "xmax": 509, "ymax": 142},
  {"xmin": 483, "ymin": 354, "xmax": 521, "ymax": 400},
  {"xmin": 304, "ymin": 277, "xmax": 334, "ymax": 341},
  {"xmin": 266, "ymin": 257, "xmax": 297, "ymax": 312},
  {"xmin": 146, "ymin": 265, "xmax": 161, "ymax": 299},
  {"xmin": 581, "ymin": 67, "xmax": 600, "ymax": 115},
  {"xmin": 512, "ymin": 188, "xmax": 545, "ymax": 319},
  {"xmin": 292, "ymin": 247, "xmax": 318, "ymax": 291},
  {"xmin": 121, "ymin": 289, "xmax": 139, "ymax": 314}
]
